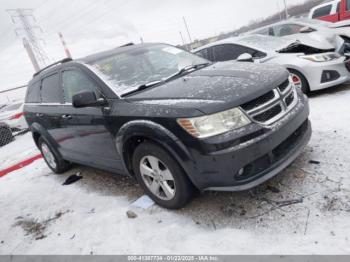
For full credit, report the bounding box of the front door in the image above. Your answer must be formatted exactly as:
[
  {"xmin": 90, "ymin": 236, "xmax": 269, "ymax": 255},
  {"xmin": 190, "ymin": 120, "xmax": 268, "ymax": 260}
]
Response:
[{"xmin": 58, "ymin": 68, "xmax": 122, "ymax": 171}]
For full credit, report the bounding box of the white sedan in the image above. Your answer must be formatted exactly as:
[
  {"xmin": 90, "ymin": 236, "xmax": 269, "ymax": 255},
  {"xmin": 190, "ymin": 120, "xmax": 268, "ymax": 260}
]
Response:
[
  {"xmin": 193, "ymin": 35, "xmax": 350, "ymax": 93},
  {"xmin": 0, "ymin": 101, "xmax": 28, "ymax": 131}
]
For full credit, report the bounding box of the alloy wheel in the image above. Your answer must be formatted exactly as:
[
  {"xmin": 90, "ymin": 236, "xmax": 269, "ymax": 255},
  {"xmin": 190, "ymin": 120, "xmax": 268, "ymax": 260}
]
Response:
[
  {"xmin": 139, "ymin": 155, "xmax": 176, "ymax": 201},
  {"xmin": 41, "ymin": 143, "xmax": 57, "ymax": 169},
  {"xmin": 290, "ymin": 73, "xmax": 302, "ymax": 90}
]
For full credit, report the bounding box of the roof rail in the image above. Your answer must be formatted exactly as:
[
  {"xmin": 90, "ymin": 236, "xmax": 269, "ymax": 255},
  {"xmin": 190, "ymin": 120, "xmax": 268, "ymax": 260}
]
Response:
[
  {"xmin": 118, "ymin": 42, "xmax": 134, "ymax": 48},
  {"xmin": 33, "ymin": 58, "xmax": 73, "ymax": 77}
]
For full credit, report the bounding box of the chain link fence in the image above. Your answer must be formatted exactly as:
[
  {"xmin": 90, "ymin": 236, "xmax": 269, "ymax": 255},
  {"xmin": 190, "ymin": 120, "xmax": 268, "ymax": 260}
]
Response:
[{"xmin": 0, "ymin": 86, "xmax": 28, "ymax": 148}]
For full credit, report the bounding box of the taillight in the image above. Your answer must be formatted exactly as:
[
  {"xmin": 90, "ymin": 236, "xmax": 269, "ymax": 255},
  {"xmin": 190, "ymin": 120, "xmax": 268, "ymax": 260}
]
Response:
[{"xmin": 9, "ymin": 112, "xmax": 24, "ymax": 120}]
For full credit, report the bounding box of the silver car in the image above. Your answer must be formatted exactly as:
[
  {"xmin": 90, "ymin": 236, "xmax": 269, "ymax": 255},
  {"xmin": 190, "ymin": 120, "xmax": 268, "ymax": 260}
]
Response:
[
  {"xmin": 193, "ymin": 35, "xmax": 350, "ymax": 93},
  {"xmin": 245, "ymin": 18, "xmax": 350, "ymax": 55}
]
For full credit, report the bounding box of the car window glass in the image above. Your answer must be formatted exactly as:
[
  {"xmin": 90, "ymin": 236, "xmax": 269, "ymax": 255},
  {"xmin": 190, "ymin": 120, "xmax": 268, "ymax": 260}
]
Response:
[
  {"xmin": 195, "ymin": 49, "xmax": 210, "ymax": 60},
  {"xmin": 337, "ymin": 2, "xmax": 340, "ymax": 13},
  {"xmin": 212, "ymin": 44, "xmax": 265, "ymax": 62},
  {"xmin": 274, "ymin": 24, "xmax": 304, "ymax": 36},
  {"xmin": 62, "ymin": 70, "xmax": 101, "ymax": 103},
  {"xmin": 347, "ymin": 0, "xmax": 350, "ymax": 11},
  {"xmin": 89, "ymin": 44, "xmax": 208, "ymax": 95},
  {"xmin": 25, "ymin": 81, "xmax": 41, "ymax": 103},
  {"xmin": 312, "ymin": 5, "xmax": 332, "ymax": 18},
  {"xmin": 254, "ymin": 27, "xmax": 269, "ymax": 35},
  {"xmin": 41, "ymin": 73, "xmax": 62, "ymax": 103}
]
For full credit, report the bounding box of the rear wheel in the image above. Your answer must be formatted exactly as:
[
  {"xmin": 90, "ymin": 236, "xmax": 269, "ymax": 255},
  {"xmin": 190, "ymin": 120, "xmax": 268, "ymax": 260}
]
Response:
[
  {"xmin": 38, "ymin": 137, "xmax": 71, "ymax": 174},
  {"xmin": 132, "ymin": 142, "xmax": 194, "ymax": 209},
  {"xmin": 288, "ymin": 69, "xmax": 310, "ymax": 94}
]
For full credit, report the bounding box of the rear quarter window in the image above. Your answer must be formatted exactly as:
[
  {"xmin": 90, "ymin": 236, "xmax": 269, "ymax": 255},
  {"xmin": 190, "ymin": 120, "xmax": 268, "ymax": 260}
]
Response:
[
  {"xmin": 195, "ymin": 49, "xmax": 210, "ymax": 60},
  {"xmin": 41, "ymin": 73, "xmax": 63, "ymax": 103},
  {"xmin": 312, "ymin": 5, "xmax": 332, "ymax": 18},
  {"xmin": 25, "ymin": 81, "xmax": 41, "ymax": 103}
]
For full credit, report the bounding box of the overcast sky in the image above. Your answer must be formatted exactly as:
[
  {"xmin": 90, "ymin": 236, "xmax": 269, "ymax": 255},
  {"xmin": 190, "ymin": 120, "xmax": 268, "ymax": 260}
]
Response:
[{"xmin": 0, "ymin": 0, "xmax": 308, "ymax": 91}]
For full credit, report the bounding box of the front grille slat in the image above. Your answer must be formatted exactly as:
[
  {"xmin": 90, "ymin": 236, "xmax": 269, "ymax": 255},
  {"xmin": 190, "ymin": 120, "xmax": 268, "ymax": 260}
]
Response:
[
  {"xmin": 241, "ymin": 79, "xmax": 297, "ymax": 125},
  {"xmin": 253, "ymin": 104, "xmax": 282, "ymax": 122},
  {"xmin": 241, "ymin": 90, "xmax": 275, "ymax": 111}
]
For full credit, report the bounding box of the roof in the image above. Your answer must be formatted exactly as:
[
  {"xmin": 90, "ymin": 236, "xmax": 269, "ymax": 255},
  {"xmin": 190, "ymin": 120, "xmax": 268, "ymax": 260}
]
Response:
[
  {"xmin": 79, "ymin": 43, "xmax": 161, "ymax": 64},
  {"xmin": 194, "ymin": 35, "xmax": 294, "ymax": 53}
]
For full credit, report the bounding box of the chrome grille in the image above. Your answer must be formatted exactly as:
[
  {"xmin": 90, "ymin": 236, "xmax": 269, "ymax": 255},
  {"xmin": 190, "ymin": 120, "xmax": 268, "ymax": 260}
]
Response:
[{"xmin": 241, "ymin": 79, "xmax": 298, "ymax": 125}]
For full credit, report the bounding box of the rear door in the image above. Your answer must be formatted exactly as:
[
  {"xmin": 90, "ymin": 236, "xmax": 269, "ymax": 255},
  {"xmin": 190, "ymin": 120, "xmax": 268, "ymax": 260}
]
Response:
[
  {"xmin": 58, "ymin": 67, "xmax": 122, "ymax": 171},
  {"xmin": 211, "ymin": 44, "xmax": 266, "ymax": 62},
  {"xmin": 37, "ymin": 72, "xmax": 65, "ymax": 144}
]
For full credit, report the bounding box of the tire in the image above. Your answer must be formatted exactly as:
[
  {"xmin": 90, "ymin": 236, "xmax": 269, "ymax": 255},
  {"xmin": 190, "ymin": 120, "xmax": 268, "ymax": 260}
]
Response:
[
  {"xmin": 38, "ymin": 137, "xmax": 71, "ymax": 174},
  {"xmin": 288, "ymin": 69, "xmax": 310, "ymax": 94},
  {"xmin": 132, "ymin": 142, "xmax": 194, "ymax": 209},
  {"xmin": 0, "ymin": 127, "xmax": 13, "ymax": 146}
]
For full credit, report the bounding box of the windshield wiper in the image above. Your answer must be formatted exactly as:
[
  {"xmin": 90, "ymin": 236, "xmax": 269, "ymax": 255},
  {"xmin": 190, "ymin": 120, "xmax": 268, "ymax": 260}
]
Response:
[
  {"xmin": 163, "ymin": 62, "xmax": 211, "ymax": 82},
  {"xmin": 121, "ymin": 80, "xmax": 163, "ymax": 97},
  {"xmin": 120, "ymin": 63, "xmax": 211, "ymax": 97}
]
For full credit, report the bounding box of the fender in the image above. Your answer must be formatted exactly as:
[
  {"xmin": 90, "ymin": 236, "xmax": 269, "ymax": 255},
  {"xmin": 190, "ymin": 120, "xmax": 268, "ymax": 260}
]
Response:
[
  {"xmin": 30, "ymin": 123, "xmax": 63, "ymax": 158},
  {"xmin": 115, "ymin": 120, "xmax": 198, "ymax": 183}
]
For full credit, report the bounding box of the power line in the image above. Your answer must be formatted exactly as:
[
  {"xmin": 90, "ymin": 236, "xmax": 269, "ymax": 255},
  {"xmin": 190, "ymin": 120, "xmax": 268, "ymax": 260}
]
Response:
[{"xmin": 6, "ymin": 9, "xmax": 50, "ymax": 69}]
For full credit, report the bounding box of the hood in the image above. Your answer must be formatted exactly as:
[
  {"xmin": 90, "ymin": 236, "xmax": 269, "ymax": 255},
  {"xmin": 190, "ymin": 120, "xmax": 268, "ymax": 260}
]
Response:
[
  {"xmin": 282, "ymin": 32, "xmax": 344, "ymax": 52},
  {"xmin": 126, "ymin": 62, "xmax": 289, "ymax": 114}
]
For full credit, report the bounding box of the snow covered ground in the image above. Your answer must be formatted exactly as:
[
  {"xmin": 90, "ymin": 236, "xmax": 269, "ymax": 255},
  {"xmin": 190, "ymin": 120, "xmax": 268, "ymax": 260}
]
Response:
[
  {"xmin": 0, "ymin": 132, "xmax": 40, "ymax": 169},
  {"xmin": 0, "ymin": 84, "xmax": 350, "ymax": 255}
]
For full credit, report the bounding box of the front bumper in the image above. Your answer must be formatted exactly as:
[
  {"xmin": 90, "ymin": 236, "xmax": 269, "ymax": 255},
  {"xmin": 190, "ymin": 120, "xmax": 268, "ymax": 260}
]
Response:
[
  {"xmin": 303, "ymin": 57, "xmax": 350, "ymax": 91},
  {"xmin": 184, "ymin": 93, "xmax": 311, "ymax": 191}
]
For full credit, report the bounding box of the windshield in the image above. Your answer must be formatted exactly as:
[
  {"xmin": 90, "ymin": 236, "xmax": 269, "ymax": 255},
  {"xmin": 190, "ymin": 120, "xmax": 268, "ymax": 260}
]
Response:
[{"xmin": 88, "ymin": 44, "xmax": 209, "ymax": 95}]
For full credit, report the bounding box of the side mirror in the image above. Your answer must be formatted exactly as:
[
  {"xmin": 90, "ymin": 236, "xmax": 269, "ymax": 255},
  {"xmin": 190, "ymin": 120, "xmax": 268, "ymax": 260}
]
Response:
[
  {"xmin": 237, "ymin": 53, "xmax": 254, "ymax": 62},
  {"xmin": 299, "ymin": 26, "xmax": 316, "ymax": 33},
  {"xmin": 72, "ymin": 90, "xmax": 107, "ymax": 108}
]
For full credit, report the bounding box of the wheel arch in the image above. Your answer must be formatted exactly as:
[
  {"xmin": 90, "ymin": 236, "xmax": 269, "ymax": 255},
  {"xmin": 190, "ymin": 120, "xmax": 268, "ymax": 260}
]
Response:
[
  {"xmin": 30, "ymin": 123, "xmax": 62, "ymax": 157},
  {"xmin": 116, "ymin": 120, "xmax": 197, "ymax": 186}
]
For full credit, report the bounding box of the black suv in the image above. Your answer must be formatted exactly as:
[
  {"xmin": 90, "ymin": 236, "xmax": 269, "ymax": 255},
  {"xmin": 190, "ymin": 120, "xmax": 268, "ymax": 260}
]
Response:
[{"xmin": 24, "ymin": 43, "xmax": 311, "ymax": 209}]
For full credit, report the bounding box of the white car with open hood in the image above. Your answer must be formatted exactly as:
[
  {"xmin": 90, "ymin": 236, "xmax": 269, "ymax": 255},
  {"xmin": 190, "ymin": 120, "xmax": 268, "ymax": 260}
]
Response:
[
  {"xmin": 193, "ymin": 35, "xmax": 350, "ymax": 93},
  {"xmin": 245, "ymin": 18, "xmax": 350, "ymax": 58}
]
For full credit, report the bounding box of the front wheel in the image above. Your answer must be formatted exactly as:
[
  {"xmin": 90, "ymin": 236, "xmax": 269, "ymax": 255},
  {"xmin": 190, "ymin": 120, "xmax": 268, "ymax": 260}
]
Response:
[
  {"xmin": 132, "ymin": 142, "xmax": 194, "ymax": 209},
  {"xmin": 288, "ymin": 69, "xmax": 310, "ymax": 94}
]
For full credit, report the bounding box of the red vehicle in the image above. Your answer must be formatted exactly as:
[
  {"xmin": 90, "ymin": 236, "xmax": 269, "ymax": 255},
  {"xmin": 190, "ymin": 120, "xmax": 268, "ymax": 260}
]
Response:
[{"xmin": 309, "ymin": 0, "xmax": 350, "ymax": 22}]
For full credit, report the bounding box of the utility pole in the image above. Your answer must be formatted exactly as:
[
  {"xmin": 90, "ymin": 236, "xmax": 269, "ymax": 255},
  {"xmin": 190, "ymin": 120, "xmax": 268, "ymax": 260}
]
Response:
[
  {"xmin": 283, "ymin": 0, "xmax": 289, "ymax": 19},
  {"xmin": 277, "ymin": 1, "xmax": 282, "ymax": 21},
  {"xmin": 183, "ymin": 17, "xmax": 193, "ymax": 45},
  {"xmin": 58, "ymin": 32, "xmax": 72, "ymax": 58},
  {"xmin": 179, "ymin": 31, "xmax": 186, "ymax": 46},
  {"xmin": 22, "ymin": 38, "xmax": 40, "ymax": 71},
  {"xmin": 7, "ymin": 8, "xmax": 50, "ymax": 70}
]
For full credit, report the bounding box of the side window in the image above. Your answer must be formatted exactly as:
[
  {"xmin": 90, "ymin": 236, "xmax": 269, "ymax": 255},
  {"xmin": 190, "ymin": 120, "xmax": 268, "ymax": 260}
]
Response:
[
  {"xmin": 62, "ymin": 70, "xmax": 101, "ymax": 103},
  {"xmin": 347, "ymin": 0, "xmax": 350, "ymax": 11},
  {"xmin": 212, "ymin": 44, "xmax": 265, "ymax": 62},
  {"xmin": 254, "ymin": 27, "xmax": 270, "ymax": 36},
  {"xmin": 312, "ymin": 5, "xmax": 332, "ymax": 18},
  {"xmin": 25, "ymin": 81, "xmax": 41, "ymax": 103},
  {"xmin": 274, "ymin": 24, "xmax": 304, "ymax": 37},
  {"xmin": 212, "ymin": 44, "xmax": 243, "ymax": 61},
  {"xmin": 195, "ymin": 49, "xmax": 210, "ymax": 60},
  {"xmin": 337, "ymin": 2, "xmax": 340, "ymax": 13},
  {"xmin": 41, "ymin": 73, "xmax": 62, "ymax": 103}
]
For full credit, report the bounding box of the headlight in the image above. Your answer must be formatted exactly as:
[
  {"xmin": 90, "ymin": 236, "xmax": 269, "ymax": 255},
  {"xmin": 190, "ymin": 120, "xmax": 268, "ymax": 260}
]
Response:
[
  {"xmin": 177, "ymin": 108, "xmax": 251, "ymax": 139},
  {"xmin": 300, "ymin": 53, "xmax": 340, "ymax": 62}
]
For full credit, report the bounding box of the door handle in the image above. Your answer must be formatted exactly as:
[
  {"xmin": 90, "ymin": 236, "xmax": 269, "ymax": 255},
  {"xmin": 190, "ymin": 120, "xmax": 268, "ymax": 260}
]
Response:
[{"xmin": 62, "ymin": 114, "xmax": 72, "ymax": 120}]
